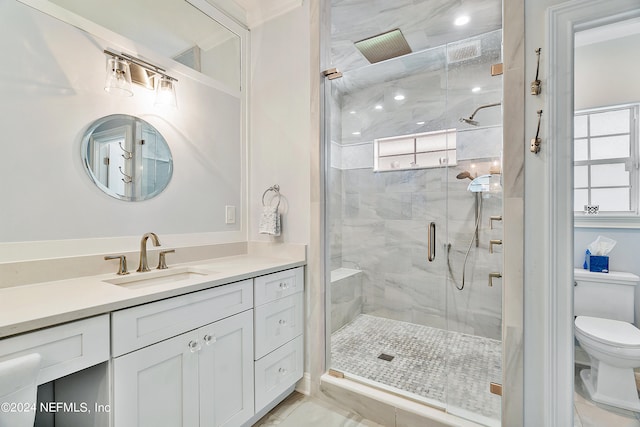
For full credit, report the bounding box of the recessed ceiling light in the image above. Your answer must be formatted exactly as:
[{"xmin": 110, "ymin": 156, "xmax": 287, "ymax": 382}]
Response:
[
  {"xmin": 394, "ymin": 94, "xmax": 405, "ymax": 101},
  {"xmin": 416, "ymin": 121, "xmax": 425, "ymax": 125},
  {"xmin": 472, "ymin": 86, "xmax": 481, "ymax": 93},
  {"xmin": 454, "ymin": 16, "xmax": 470, "ymax": 26},
  {"xmin": 375, "ymin": 105, "xmax": 383, "ymax": 110},
  {"xmin": 352, "ymin": 131, "xmax": 361, "ymax": 135},
  {"xmin": 350, "ymin": 110, "xmax": 356, "ymax": 114}
]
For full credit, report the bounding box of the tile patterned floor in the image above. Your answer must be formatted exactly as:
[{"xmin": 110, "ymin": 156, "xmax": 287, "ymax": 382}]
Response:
[{"xmin": 330, "ymin": 314, "xmax": 501, "ymax": 422}]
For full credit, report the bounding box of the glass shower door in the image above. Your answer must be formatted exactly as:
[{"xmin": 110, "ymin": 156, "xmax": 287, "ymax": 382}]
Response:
[
  {"xmin": 324, "ymin": 3, "xmax": 504, "ymax": 425},
  {"xmin": 326, "ymin": 42, "xmax": 454, "ymax": 408}
]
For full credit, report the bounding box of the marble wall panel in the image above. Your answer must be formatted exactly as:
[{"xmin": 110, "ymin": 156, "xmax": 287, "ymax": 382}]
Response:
[{"xmin": 331, "ymin": 271, "xmax": 363, "ymax": 333}]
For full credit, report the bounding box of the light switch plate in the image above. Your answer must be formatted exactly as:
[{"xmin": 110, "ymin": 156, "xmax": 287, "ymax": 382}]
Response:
[{"xmin": 225, "ymin": 206, "xmax": 236, "ymax": 224}]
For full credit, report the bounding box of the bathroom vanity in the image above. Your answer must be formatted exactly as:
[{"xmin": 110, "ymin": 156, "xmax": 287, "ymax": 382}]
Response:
[{"xmin": 0, "ymin": 252, "xmax": 305, "ymax": 427}]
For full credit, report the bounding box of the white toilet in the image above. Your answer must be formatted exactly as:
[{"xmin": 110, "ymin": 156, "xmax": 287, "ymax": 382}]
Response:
[{"xmin": 574, "ymin": 268, "xmax": 640, "ymax": 412}]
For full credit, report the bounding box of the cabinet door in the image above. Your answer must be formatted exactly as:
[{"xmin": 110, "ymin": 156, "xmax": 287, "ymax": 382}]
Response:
[
  {"xmin": 113, "ymin": 332, "xmax": 199, "ymax": 427},
  {"xmin": 198, "ymin": 310, "xmax": 254, "ymax": 427}
]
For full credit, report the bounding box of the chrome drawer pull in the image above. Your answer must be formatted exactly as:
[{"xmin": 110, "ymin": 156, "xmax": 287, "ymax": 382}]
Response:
[
  {"xmin": 203, "ymin": 334, "xmax": 216, "ymax": 345},
  {"xmin": 278, "ymin": 319, "xmax": 287, "ymax": 326},
  {"xmin": 278, "ymin": 367, "xmax": 287, "ymax": 375}
]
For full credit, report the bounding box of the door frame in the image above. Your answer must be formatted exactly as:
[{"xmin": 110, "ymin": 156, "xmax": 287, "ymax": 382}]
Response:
[{"xmin": 546, "ymin": 1, "xmax": 640, "ymax": 425}]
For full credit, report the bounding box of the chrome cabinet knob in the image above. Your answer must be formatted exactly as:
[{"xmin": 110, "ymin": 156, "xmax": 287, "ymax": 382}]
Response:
[{"xmin": 188, "ymin": 340, "xmax": 201, "ymax": 353}]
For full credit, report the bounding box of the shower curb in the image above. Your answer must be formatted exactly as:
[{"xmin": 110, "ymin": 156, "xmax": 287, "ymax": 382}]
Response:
[{"xmin": 319, "ymin": 374, "xmax": 489, "ymax": 427}]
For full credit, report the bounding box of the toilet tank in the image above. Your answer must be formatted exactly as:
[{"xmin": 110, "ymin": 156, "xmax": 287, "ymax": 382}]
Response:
[{"xmin": 574, "ymin": 268, "xmax": 640, "ymax": 322}]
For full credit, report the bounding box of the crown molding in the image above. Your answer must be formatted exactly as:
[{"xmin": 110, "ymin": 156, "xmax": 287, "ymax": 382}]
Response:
[{"xmin": 240, "ymin": 0, "xmax": 304, "ymax": 28}]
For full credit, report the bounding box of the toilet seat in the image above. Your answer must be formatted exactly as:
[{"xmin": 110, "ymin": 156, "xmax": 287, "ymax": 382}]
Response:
[{"xmin": 575, "ymin": 316, "xmax": 640, "ymax": 348}]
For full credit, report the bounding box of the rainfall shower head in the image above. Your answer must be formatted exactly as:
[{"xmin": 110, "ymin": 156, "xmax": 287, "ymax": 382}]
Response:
[
  {"xmin": 459, "ymin": 102, "xmax": 502, "ymax": 126},
  {"xmin": 456, "ymin": 171, "xmax": 473, "ymax": 181}
]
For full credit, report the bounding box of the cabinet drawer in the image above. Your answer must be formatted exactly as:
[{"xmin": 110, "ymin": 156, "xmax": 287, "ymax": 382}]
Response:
[
  {"xmin": 112, "ymin": 280, "xmax": 252, "ymax": 357},
  {"xmin": 254, "ymin": 292, "xmax": 303, "ymax": 359},
  {"xmin": 254, "ymin": 335, "xmax": 303, "ymax": 413},
  {"xmin": 254, "ymin": 267, "xmax": 304, "ymax": 306},
  {"xmin": 0, "ymin": 315, "xmax": 109, "ymax": 385}
]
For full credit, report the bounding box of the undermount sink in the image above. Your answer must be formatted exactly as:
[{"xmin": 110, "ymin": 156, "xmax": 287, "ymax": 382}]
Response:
[{"xmin": 104, "ymin": 267, "xmax": 214, "ymax": 289}]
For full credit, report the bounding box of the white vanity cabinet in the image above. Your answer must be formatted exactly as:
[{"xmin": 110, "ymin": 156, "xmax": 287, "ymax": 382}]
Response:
[
  {"xmin": 0, "ymin": 315, "xmax": 110, "ymax": 385},
  {"xmin": 111, "ymin": 280, "xmax": 254, "ymax": 427},
  {"xmin": 253, "ymin": 267, "xmax": 304, "ymax": 413},
  {"xmin": 110, "ymin": 266, "xmax": 305, "ymax": 427}
]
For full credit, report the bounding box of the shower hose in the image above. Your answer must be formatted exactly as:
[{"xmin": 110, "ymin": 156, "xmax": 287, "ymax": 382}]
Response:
[{"xmin": 447, "ymin": 195, "xmax": 483, "ymax": 291}]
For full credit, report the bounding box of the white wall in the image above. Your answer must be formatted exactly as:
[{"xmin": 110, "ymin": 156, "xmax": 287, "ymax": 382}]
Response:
[
  {"xmin": 573, "ymin": 33, "xmax": 640, "ymax": 279},
  {"xmin": 249, "ymin": 4, "xmax": 311, "ymax": 244},
  {"xmin": 574, "ymin": 228, "xmax": 640, "ymax": 276},
  {"xmin": 575, "ymin": 33, "xmax": 640, "ymax": 110},
  {"xmin": 523, "ymin": 0, "xmax": 565, "ymax": 424},
  {"xmin": 0, "ymin": 1, "xmax": 245, "ymax": 259}
]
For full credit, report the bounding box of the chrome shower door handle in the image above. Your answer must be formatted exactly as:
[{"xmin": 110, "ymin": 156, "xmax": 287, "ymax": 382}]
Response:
[{"xmin": 427, "ymin": 222, "xmax": 436, "ymax": 262}]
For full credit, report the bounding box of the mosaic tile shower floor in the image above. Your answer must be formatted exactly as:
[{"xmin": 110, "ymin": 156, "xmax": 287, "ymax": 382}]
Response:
[{"xmin": 330, "ymin": 314, "xmax": 502, "ymax": 421}]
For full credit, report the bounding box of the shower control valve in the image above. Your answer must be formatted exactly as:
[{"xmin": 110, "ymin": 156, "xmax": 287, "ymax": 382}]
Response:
[
  {"xmin": 488, "ymin": 272, "xmax": 502, "ymax": 287},
  {"xmin": 489, "ymin": 215, "xmax": 502, "ymax": 229}
]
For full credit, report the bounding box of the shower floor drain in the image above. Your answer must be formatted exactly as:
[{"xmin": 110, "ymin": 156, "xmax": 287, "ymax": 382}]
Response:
[{"xmin": 378, "ymin": 353, "xmax": 394, "ymax": 362}]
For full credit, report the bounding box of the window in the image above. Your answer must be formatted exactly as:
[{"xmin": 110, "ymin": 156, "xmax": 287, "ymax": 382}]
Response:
[
  {"xmin": 373, "ymin": 129, "xmax": 457, "ymax": 172},
  {"xmin": 574, "ymin": 104, "xmax": 639, "ymax": 215}
]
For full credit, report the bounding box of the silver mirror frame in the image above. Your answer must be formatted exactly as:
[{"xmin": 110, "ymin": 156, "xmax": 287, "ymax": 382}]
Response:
[{"xmin": 81, "ymin": 114, "xmax": 173, "ymax": 202}]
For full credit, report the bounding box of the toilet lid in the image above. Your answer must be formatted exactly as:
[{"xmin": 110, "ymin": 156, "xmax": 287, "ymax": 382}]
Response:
[{"xmin": 575, "ymin": 316, "xmax": 640, "ymax": 348}]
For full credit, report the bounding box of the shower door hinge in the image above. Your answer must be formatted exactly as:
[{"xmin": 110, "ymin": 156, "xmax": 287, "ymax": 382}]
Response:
[
  {"xmin": 323, "ymin": 68, "xmax": 343, "ymax": 80},
  {"xmin": 490, "ymin": 382, "xmax": 503, "ymax": 396}
]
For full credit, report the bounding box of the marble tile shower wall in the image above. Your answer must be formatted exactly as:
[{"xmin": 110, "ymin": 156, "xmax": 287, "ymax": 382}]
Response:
[
  {"xmin": 338, "ymin": 166, "xmax": 502, "ymax": 340},
  {"xmin": 328, "ymin": 30, "xmax": 503, "ymax": 340}
]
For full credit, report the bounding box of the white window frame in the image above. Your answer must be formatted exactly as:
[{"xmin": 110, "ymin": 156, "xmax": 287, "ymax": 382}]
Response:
[{"xmin": 574, "ymin": 103, "xmax": 640, "ymax": 227}]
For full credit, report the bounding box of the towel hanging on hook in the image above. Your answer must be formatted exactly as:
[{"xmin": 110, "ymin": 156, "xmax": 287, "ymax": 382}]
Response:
[{"xmin": 259, "ymin": 185, "xmax": 281, "ymax": 236}]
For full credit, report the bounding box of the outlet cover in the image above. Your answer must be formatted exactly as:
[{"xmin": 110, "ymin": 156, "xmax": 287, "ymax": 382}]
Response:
[{"xmin": 225, "ymin": 206, "xmax": 236, "ymax": 224}]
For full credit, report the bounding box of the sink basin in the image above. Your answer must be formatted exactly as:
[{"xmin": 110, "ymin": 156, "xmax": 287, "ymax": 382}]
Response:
[{"xmin": 104, "ymin": 267, "xmax": 214, "ymax": 289}]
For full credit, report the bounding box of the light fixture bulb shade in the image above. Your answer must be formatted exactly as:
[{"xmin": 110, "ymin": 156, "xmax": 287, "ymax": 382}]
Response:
[
  {"xmin": 154, "ymin": 76, "xmax": 177, "ymax": 109},
  {"xmin": 104, "ymin": 57, "xmax": 133, "ymax": 97}
]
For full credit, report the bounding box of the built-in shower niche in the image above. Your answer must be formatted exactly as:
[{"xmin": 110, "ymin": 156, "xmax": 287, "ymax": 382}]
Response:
[{"xmin": 330, "ymin": 268, "xmax": 363, "ymax": 333}]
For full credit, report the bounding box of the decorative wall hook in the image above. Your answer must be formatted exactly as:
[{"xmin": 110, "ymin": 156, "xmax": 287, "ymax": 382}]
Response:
[
  {"xmin": 531, "ymin": 48, "xmax": 542, "ymax": 95},
  {"xmin": 119, "ymin": 166, "xmax": 132, "ymax": 183},
  {"xmin": 530, "ymin": 109, "xmax": 543, "ymax": 154},
  {"xmin": 119, "ymin": 141, "xmax": 133, "ymax": 159}
]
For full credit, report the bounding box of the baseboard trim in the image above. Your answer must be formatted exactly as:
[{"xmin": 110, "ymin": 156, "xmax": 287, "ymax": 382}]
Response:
[{"xmin": 295, "ymin": 372, "xmax": 311, "ymax": 395}]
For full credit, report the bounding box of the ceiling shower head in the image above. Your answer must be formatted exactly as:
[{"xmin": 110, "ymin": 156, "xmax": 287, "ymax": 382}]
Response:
[
  {"xmin": 459, "ymin": 102, "xmax": 502, "ymax": 126},
  {"xmin": 456, "ymin": 171, "xmax": 473, "ymax": 180}
]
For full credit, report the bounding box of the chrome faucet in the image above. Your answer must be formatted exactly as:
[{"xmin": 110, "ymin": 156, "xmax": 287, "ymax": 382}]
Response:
[{"xmin": 137, "ymin": 232, "xmax": 161, "ymax": 272}]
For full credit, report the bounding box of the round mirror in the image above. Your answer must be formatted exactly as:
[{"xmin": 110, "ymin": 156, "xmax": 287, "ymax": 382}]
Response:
[{"xmin": 82, "ymin": 114, "xmax": 173, "ymax": 201}]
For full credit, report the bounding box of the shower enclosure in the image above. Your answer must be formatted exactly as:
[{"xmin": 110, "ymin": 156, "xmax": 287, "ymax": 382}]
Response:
[{"xmin": 324, "ymin": 2, "xmax": 503, "ymax": 426}]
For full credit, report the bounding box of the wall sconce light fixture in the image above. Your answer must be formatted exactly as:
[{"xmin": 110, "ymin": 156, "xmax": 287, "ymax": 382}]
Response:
[
  {"xmin": 104, "ymin": 57, "xmax": 133, "ymax": 96},
  {"xmin": 154, "ymin": 75, "xmax": 177, "ymax": 109},
  {"xmin": 104, "ymin": 50, "xmax": 178, "ymax": 108}
]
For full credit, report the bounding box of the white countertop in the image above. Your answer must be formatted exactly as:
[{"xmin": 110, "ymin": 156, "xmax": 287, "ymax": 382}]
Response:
[{"xmin": 0, "ymin": 254, "xmax": 305, "ymax": 339}]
